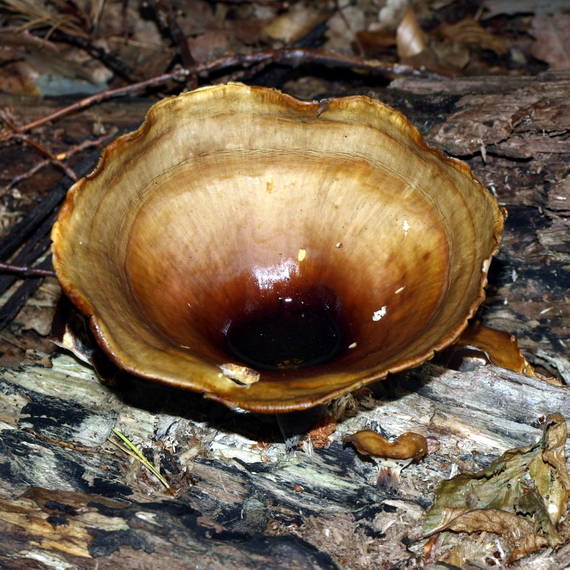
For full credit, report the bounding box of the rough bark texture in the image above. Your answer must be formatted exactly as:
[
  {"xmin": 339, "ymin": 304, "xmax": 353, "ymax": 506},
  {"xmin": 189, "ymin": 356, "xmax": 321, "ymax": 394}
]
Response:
[{"xmin": 0, "ymin": 71, "xmax": 569, "ymax": 569}]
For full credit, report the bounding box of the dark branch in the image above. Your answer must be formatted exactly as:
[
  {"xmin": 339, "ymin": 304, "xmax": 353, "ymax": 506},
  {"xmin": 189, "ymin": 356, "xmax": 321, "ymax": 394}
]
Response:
[{"xmin": 0, "ymin": 48, "xmax": 437, "ymax": 141}]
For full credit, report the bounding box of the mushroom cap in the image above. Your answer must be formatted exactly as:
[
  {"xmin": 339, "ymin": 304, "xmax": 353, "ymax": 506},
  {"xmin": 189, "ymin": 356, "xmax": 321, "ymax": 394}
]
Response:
[{"xmin": 52, "ymin": 83, "xmax": 504, "ymax": 412}]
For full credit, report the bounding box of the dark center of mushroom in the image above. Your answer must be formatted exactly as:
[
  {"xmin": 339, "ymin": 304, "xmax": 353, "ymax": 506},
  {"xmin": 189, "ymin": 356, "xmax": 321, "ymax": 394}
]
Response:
[
  {"xmin": 225, "ymin": 292, "xmax": 347, "ymax": 370},
  {"xmin": 122, "ymin": 156, "xmax": 454, "ymax": 381}
]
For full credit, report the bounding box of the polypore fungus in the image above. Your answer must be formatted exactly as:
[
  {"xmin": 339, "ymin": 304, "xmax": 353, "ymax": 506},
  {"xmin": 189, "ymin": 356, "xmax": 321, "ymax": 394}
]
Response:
[{"xmin": 52, "ymin": 83, "xmax": 504, "ymax": 412}]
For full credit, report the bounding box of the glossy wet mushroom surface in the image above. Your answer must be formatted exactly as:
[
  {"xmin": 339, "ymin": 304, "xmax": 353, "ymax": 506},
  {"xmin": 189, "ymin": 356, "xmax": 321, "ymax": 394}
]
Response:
[{"xmin": 52, "ymin": 83, "xmax": 503, "ymax": 411}]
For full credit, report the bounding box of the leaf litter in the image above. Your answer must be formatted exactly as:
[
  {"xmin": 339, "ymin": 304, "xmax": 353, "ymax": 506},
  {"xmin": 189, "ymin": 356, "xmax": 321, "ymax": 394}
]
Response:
[{"xmin": 422, "ymin": 413, "xmax": 570, "ymax": 563}]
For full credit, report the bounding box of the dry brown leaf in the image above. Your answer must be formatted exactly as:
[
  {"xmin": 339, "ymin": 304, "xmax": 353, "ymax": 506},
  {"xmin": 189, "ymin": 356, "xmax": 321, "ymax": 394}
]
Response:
[
  {"xmin": 531, "ymin": 14, "xmax": 570, "ymax": 70},
  {"xmin": 355, "ymin": 30, "xmax": 396, "ymax": 56},
  {"xmin": 188, "ymin": 31, "xmax": 231, "ymax": 62},
  {"xmin": 423, "ymin": 413, "xmax": 570, "ymax": 561},
  {"xmin": 429, "ymin": 41, "xmax": 471, "ymax": 71},
  {"xmin": 435, "ymin": 17, "xmax": 509, "ymax": 55},
  {"xmin": 397, "ymin": 10, "xmax": 510, "ymax": 75},
  {"xmin": 325, "ymin": 5, "xmax": 366, "ymax": 53},
  {"xmin": 346, "ymin": 429, "xmax": 428, "ymax": 461},
  {"xmin": 264, "ymin": 3, "xmax": 329, "ymax": 44},
  {"xmin": 397, "ymin": 7, "xmax": 426, "ymax": 59},
  {"xmin": 443, "ymin": 509, "xmax": 549, "ymax": 561},
  {"xmin": 396, "ymin": 7, "xmax": 460, "ymax": 76},
  {"xmin": 0, "ymin": 56, "xmax": 39, "ymax": 96},
  {"xmin": 0, "ymin": 31, "xmax": 93, "ymax": 81}
]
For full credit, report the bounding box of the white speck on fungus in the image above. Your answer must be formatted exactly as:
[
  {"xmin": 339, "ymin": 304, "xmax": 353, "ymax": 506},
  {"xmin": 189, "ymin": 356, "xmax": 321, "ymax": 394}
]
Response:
[{"xmin": 372, "ymin": 306, "xmax": 387, "ymax": 321}]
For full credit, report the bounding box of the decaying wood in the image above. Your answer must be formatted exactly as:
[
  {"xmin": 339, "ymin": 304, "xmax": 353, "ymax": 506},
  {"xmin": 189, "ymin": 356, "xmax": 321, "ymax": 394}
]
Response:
[
  {"xmin": 0, "ymin": 71, "xmax": 569, "ymax": 568},
  {"xmin": 0, "ymin": 356, "xmax": 568, "ymax": 569}
]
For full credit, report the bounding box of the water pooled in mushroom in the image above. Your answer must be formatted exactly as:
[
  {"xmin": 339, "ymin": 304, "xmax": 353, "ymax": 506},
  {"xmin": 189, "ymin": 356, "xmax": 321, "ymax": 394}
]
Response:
[{"xmin": 225, "ymin": 291, "xmax": 347, "ymax": 371}]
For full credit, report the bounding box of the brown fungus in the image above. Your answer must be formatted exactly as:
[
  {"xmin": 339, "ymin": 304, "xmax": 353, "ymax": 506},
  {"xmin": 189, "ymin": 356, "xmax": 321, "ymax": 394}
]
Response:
[
  {"xmin": 51, "ymin": 83, "xmax": 504, "ymax": 412},
  {"xmin": 345, "ymin": 430, "xmax": 429, "ymax": 461}
]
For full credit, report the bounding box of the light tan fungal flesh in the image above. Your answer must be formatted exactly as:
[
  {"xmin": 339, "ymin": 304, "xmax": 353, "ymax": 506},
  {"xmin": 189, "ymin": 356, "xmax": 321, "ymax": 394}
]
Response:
[
  {"xmin": 51, "ymin": 83, "xmax": 504, "ymax": 412},
  {"xmin": 346, "ymin": 430, "xmax": 428, "ymax": 461},
  {"xmin": 455, "ymin": 321, "xmax": 536, "ymax": 377}
]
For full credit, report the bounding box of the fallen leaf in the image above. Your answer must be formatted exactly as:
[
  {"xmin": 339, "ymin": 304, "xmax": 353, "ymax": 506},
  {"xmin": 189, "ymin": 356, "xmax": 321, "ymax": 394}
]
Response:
[
  {"xmin": 396, "ymin": 7, "xmax": 459, "ymax": 76},
  {"xmin": 442, "ymin": 509, "xmax": 549, "ymax": 561},
  {"xmin": 0, "ymin": 56, "xmax": 39, "ymax": 96},
  {"xmin": 354, "ymin": 30, "xmax": 396, "ymax": 57},
  {"xmin": 397, "ymin": 7, "xmax": 426, "ymax": 59},
  {"xmin": 423, "ymin": 413, "xmax": 570, "ymax": 561},
  {"xmin": 0, "ymin": 31, "xmax": 102, "ymax": 83},
  {"xmin": 429, "ymin": 40, "xmax": 471, "ymax": 72},
  {"xmin": 188, "ymin": 31, "xmax": 231, "ymax": 62},
  {"xmin": 264, "ymin": 3, "xmax": 329, "ymax": 44},
  {"xmin": 435, "ymin": 17, "xmax": 509, "ymax": 55},
  {"xmin": 325, "ymin": 5, "xmax": 366, "ymax": 53},
  {"xmin": 530, "ymin": 14, "xmax": 570, "ymax": 70}
]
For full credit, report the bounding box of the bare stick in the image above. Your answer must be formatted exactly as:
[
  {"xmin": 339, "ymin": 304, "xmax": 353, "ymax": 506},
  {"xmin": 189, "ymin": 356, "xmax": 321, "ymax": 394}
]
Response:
[
  {"xmin": 50, "ymin": 29, "xmax": 136, "ymax": 82},
  {"xmin": 5, "ymin": 130, "xmax": 117, "ymax": 191},
  {"xmin": 197, "ymin": 47, "xmax": 437, "ymax": 81},
  {"xmin": 0, "ymin": 68, "xmax": 190, "ymax": 141},
  {"xmin": 0, "ymin": 109, "xmax": 77, "ymax": 181},
  {"xmin": 0, "ymin": 262, "xmax": 55, "ymax": 277},
  {"xmin": 153, "ymin": 0, "xmax": 198, "ymax": 89},
  {"xmin": 12, "ymin": 134, "xmax": 78, "ymax": 181},
  {"xmin": 0, "ymin": 48, "xmax": 436, "ymax": 140}
]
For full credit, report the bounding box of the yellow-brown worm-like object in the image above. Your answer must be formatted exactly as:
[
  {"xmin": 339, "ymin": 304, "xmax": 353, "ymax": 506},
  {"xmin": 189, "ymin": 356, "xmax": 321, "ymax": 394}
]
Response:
[{"xmin": 345, "ymin": 430, "xmax": 428, "ymax": 461}]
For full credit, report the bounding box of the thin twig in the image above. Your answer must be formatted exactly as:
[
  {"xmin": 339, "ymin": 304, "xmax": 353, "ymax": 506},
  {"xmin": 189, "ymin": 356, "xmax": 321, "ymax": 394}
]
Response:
[
  {"xmin": 4, "ymin": 157, "xmax": 50, "ymax": 190},
  {"xmin": 0, "ymin": 109, "xmax": 78, "ymax": 181},
  {"xmin": 5, "ymin": 130, "xmax": 116, "ymax": 191},
  {"xmin": 0, "ymin": 48, "xmax": 436, "ymax": 141},
  {"xmin": 0, "ymin": 228, "xmax": 53, "ymax": 296},
  {"xmin": 0, "ymin": 255, "xmax": 53, "ymax": 330},
  {"xmin": 0, "ymin": 262, "xmax": 55, "ymax": 277},
  {"xmin": 12, "ymin": 134, "xmax": 78, "ymax": 181},
  {"xmin": 153, "ymin": 0, "xmax": 198, "ymax": 89},
  {"xmin": 0, "ymin": 68, "xmax": 189, "ymax": 141},
  {"xmin": 216, "ymin": 58, "xmax": 274, "ymax": 84},
  {"xmin": 200, "ymin": 47, "xmax": 436, "ymax": 80},
  {"xmin": 50, "ymin": 29, "xmax": 136, "ymax": 82}
]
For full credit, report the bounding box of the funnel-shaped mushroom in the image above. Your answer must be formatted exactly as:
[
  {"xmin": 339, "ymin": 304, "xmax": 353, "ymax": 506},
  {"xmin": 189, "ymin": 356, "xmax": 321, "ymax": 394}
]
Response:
[{"xmin": 52, "ymin": 83, "xmax": 503, "ymax": 412}]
